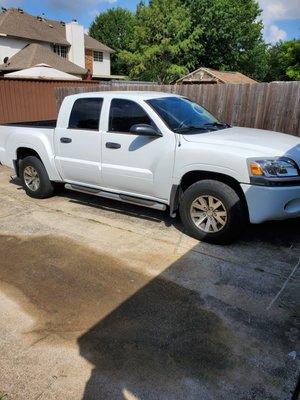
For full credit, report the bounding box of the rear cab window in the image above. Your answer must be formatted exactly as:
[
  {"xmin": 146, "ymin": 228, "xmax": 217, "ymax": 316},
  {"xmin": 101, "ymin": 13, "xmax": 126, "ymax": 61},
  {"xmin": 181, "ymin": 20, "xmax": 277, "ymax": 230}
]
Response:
[
  {"xmin": 68, "ymin": 98, "xmax": 103, "ymax": 131},
  {"xmin": 109, "ymin": 98, "xmax": 153, "ymax": 133}
]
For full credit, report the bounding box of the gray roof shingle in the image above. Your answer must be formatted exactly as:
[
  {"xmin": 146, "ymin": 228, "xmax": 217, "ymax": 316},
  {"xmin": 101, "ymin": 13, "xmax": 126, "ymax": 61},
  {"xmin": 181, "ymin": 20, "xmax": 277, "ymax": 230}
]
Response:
[
  {"xmin": 0, "ymin": 8, "xmax": 114, "ymax": 52},
  {"xmin": 0, "ymin": 43, "xmax": 87, "ymax": 75},
  {"xmin": 84, "ymin": 34, "xmax": 114, "ymax": 53},
  {"xmin": 0, "ymin": 8, "xmax": 69, "ymax": 45}
]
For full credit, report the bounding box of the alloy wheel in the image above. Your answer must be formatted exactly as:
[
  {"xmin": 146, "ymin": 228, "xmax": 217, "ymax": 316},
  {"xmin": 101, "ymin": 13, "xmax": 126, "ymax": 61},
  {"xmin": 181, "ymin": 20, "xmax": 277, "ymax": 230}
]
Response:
[
  {"xmin": 190, "ymin": 195, "xmax": 227, "ymax": 233},
  {"xmin": 23, "ymin": 166, "xmax": 40, "ymax": 192}
]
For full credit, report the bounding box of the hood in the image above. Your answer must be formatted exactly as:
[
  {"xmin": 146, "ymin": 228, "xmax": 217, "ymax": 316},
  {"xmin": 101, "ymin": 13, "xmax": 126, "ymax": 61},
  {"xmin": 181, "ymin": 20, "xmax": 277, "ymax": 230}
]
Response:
[{"xmin": 183, "ymin": 127, "xmax": 300, "ymax": 163}]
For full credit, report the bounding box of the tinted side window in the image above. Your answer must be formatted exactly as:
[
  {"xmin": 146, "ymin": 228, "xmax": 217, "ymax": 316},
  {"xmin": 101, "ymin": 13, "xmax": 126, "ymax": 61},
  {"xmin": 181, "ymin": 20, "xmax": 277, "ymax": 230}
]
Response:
[
  {"xmin": 69, "ymin": 98, "xmax": 103, "ymax": 130},
  {"xmin": 109, "ymin": 99, "xmax": 152, "ymax": 133}
]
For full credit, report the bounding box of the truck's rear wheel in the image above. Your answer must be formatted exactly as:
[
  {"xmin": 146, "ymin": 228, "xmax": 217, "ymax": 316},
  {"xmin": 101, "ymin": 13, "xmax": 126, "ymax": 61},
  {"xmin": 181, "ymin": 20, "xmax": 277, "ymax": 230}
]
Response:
[
  {"xmin": 179, "ymin": 180, "xmax": 247, "ymax": 244},
  {"xmin": 19, "ymin": 156, "xmax": 54, "ymax": 199}
]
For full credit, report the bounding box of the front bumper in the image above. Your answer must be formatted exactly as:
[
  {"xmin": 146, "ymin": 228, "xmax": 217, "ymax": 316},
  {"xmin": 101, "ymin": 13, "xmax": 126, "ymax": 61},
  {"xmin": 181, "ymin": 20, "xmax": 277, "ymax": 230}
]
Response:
[{"xmin": 241, "ymin": 183, "xmax": 300, "ymax": 224}]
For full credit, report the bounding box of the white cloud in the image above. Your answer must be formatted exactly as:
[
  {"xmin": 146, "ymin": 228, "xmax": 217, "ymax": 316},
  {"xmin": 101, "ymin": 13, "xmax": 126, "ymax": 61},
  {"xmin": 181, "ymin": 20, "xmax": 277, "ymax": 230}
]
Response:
[
  {"xmin": 257, "ymin": 0, "xmax": 300, "ymax": 43},
  {"xmin": 267, "ymin": 24, "xmax": 288, "ymax": 43},
  {"xmin": 0, "ymin": 0, "xmax": 22, "ymax": 7},
  {"xmin": 258, "ymin": 0, "xmax": 300, "ymax": 22}
]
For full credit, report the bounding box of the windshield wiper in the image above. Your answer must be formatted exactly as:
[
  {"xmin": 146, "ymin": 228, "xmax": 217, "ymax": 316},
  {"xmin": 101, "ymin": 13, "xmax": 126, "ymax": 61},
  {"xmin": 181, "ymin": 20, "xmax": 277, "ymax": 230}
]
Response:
[
  {"xmin": 173, "ymin": 125, "xmax": 209, "ymax": 133},
  {"xmin": 204, "ymin": 122, "xmax": 230, "ymax": 129}
]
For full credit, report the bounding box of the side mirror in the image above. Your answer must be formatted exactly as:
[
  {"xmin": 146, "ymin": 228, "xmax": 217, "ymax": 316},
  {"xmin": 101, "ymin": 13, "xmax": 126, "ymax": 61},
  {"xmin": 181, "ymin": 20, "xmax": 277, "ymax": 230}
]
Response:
[{"xmin": 130, "ymin": 124, "xmax": 162, "ymax": 137}]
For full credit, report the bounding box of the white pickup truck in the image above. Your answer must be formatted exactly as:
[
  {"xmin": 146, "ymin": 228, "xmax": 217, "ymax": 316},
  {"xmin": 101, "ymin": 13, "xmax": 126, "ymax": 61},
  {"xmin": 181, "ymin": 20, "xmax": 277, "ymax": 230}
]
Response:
[{"xmin": 1, "ymin": 91, "xmax": 300, "ymax": 243}]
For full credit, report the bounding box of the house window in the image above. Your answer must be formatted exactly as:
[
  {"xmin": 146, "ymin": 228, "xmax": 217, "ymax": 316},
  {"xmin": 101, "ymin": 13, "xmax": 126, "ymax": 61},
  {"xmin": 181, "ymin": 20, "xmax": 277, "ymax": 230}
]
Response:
[
  {"xmin": 52, "ymin": 44, "xmax": 68, "ymax": 58},
  {"xmin": 93, "ymin": 51, "xmax": 103, "ymax": 62}
]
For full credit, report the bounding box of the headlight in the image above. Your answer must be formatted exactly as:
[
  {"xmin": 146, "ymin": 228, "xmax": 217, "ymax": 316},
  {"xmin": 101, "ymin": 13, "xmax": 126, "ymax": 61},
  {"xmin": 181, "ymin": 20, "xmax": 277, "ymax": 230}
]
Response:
[{"xmin": 249, "ymin": 157, "xmax": 299, "ymax": 178}]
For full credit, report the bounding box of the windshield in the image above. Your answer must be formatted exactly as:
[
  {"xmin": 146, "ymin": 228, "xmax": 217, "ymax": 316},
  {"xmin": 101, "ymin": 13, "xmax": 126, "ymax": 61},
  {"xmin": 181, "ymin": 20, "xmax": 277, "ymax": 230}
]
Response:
[{"xmin": 147, "ymin": 96, "xmax": 228, "ymax": 133}]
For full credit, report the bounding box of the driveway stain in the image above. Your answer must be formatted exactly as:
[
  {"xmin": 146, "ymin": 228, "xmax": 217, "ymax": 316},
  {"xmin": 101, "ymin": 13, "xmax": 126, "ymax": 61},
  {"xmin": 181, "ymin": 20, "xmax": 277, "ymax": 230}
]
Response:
[
  {"xmin": 0, "ymin": 234, "xmax": 234, "ymax": 383},
  {"xmin": 0, "ymin": 234, "xmax": 146, "ymax": 337}
]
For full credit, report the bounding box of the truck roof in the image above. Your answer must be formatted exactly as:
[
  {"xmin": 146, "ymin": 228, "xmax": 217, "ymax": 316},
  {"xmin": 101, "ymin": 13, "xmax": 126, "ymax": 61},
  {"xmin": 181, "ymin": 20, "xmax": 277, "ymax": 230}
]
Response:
[{"xmin": 66, "ymin": 91, "xmax": 181, "ymax": 101}]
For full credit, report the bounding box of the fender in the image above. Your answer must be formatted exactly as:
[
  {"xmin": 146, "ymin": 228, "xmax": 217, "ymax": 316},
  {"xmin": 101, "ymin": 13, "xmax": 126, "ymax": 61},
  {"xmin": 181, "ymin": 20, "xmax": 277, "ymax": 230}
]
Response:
[
  {"xmin": 175, "ymin": 163, "xmax": 249, "ymax": 184},
  {"xmin": 8, "ymin": 131, "xmax": 61, "ymax": 181}
]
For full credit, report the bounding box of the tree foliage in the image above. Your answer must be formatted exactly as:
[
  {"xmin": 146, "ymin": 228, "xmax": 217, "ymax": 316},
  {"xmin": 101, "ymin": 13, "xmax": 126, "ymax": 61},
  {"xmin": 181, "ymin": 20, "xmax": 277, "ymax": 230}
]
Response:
[
  {"xmin": 89, "ymin": 0, "xmax": 299, "ymax": 83},
  {"xmin": 89, "ymin": 7, "xmax": 135, "ymax": 75},
  {"xmin": 265, "ymin": 39, "xmax": 300, "ymax": 82},
  {"xmin": 184, "ymin": 0, "xmax": 268, "ymax": 81},
  {"xmin": 118, "ymin": 0, "xmax": 202, "ymax": 83}
]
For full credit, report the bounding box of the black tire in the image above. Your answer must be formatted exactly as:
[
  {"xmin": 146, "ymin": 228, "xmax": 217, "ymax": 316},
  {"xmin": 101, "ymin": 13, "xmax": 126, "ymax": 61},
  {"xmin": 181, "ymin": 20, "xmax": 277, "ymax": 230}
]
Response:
[
  {"xmin": 179, "ymin": 180, "xmax": 247, "ymax": 244},
  {"xmin": 19, "ymin": 156, "xmax": 54, "ymax": 199}
]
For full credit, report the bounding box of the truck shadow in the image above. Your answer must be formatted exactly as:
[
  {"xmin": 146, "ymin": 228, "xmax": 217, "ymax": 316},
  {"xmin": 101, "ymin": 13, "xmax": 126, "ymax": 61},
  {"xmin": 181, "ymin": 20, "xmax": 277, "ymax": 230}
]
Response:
[
  {"xmin": 62, "ymin": 189, "xmax": 300, "ymax": 247},
  {"xmin": 9, "ymin": 175, "xmax": 300, "ymax": 245}
]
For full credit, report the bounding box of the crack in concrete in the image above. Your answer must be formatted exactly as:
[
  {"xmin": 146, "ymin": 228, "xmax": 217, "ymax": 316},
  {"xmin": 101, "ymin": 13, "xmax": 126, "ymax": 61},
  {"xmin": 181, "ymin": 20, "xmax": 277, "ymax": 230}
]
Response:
[{"xmin": 267, "ymin": 258, "xmax": 300, "ymax": 310}]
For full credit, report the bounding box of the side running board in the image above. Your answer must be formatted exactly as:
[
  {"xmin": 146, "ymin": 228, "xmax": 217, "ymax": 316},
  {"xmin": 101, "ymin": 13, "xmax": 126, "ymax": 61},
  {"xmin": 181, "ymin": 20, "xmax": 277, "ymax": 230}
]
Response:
[{"xmin": 65, "ymin": 184, "xmax": 167, "ymax": 211}]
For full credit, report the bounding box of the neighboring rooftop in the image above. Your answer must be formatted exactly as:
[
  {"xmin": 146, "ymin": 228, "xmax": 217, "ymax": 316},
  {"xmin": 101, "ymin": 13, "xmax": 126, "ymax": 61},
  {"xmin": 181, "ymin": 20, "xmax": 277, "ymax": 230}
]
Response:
[
  {"xmin": 0, "ymin": 8, "xmax": 114, "ymax": 52},
  {"xmin": 0, "ymin": 43, "xmax": 87, "ymax": 75},
  {"xmin": 176, "ymin": 67, "xmax": 257, "ymax": 84}
]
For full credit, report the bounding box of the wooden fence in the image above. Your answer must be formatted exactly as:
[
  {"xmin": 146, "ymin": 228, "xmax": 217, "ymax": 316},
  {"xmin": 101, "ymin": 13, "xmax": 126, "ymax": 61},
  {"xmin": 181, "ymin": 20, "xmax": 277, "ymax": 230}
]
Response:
[
  {"xmin": 56, "ymin": 82, "xmax": 300, "ymax": 137},
  {"xmin": 0, "ymin": 79, "xmax": 299, "ymax": 136},
  {"xmin": 0, "ymin": 78, "xmax": 98, "ymax": 124}
]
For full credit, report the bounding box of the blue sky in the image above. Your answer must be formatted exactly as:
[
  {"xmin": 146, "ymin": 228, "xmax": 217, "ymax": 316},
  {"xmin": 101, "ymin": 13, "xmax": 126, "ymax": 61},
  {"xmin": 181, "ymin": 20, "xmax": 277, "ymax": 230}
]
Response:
[{"xmin": 0, "ymin": 0, "xmax": 299, "ymax": 44}]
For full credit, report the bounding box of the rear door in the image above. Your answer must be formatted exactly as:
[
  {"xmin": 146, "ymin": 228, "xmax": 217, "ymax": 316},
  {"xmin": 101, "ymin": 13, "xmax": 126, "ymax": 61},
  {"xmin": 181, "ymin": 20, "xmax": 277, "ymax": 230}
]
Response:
[
  {"xmin": 55, "ymin": 97, "xmax": 103, "ymax": 186},
  {"xmin": 101, "ymin": 98, "xmax": 176, "ymax": 199}
]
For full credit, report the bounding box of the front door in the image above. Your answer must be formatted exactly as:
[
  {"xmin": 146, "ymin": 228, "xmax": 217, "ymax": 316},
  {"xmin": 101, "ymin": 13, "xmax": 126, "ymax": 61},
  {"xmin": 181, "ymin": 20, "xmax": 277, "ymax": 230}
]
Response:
[
  {"xmin": 55, "ymin": 97, "xmax": 103, "ymax": 187},
  {"xmin": 101, "ymin": 98, "xmax": 175, "ymax": 199}
]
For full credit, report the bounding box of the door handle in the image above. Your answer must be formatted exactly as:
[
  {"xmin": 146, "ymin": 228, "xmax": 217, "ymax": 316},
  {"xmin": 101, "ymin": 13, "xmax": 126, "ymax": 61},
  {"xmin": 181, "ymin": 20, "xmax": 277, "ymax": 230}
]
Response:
[
  {"xmin": 106, "ymin": 142, "xmax": 121, "ymax": 149},
  {"xmin": 60, "ymin": 137, "xmax": 72, "ymax": 143}
]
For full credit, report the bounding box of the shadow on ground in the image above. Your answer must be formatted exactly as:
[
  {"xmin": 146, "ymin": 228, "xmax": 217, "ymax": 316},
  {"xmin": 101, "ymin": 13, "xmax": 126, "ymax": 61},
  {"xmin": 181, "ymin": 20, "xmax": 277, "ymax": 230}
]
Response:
[
  {"xmin": 79, "ymin": 274, "xmax": 234, "ymax": 400},
  {"xmin": 77, "ymin": 220, "xmax": 299, "ymax": 399},
  {"xmin": 10, "ymin": 177, "xmax": 300, "ymax": 244},
  {"xmin": 5, "ymin": 179, "xmax": 300, "ymax": 399}
]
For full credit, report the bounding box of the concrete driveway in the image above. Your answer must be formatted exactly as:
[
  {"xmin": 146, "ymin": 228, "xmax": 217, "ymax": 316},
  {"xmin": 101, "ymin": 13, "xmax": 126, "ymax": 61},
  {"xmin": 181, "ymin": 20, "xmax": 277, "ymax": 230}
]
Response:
[{"xmin": 0, "ymin": 165, "xmax": 299, "ymax": 400}]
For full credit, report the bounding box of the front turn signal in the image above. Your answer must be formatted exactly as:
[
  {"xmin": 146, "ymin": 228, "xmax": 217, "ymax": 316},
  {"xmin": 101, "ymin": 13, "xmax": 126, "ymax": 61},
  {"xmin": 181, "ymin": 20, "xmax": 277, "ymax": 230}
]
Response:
[{"xmin": 250, "ymin": 162, "xmax": 264, "ymax": 176}]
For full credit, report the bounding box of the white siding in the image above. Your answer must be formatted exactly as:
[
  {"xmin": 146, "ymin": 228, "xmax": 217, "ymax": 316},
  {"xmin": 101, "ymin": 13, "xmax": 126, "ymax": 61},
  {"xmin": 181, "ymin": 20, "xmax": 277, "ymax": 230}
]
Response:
[
  {"xmin": 0, "ymin": 36, "xmax": 51, "ymax": 63},
  {"xmin": 92, "ymin": 51, "xmax": 111, "ymax": 77}
]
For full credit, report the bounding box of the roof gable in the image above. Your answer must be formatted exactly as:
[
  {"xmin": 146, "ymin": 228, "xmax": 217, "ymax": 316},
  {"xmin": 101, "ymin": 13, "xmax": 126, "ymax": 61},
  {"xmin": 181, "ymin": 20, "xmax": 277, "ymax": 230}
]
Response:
[
  {"xmin": 204, "ymin": 68, "xmax": 257, "ymax": 84},
  {"xmin": 176, "ymin": 67, "xmax": 257, "ymax": 84}
]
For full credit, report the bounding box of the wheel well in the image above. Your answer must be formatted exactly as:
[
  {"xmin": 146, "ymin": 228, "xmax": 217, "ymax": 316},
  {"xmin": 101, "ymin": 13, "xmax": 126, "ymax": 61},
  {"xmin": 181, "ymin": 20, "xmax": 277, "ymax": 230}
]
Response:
[
  {"xmin": 15, "ymin": 147, "xmax": 42, "ymax": 177},
  {"xmin": 17, "ymin": 147, "xmax": 41, "ymax": 161},
  {"xmin": 180, "ymin": 170, "xmax": 248, "ymax": 215}
]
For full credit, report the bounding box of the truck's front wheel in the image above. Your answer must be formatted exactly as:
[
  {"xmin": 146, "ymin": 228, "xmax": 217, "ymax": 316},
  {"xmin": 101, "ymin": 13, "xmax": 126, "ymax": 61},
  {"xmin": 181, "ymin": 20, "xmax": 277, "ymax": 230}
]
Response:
[
  {"xmin": 179, "ymin": 180, "xmax": 247, "ymax": 244},
  {"xmin": 19, "ymin": 156, "xmax": 54, "ymax": 199}
]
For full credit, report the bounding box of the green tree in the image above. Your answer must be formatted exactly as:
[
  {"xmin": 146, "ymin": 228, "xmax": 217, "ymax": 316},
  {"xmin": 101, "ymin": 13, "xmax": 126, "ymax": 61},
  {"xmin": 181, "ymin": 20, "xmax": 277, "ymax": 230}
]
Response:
[
  {"xmin": 118, "ymin": 0, "xmax": 203, "ymax": 83},
  {"xmin": 265, "ymin": 39, "xmax": 300, "ymax": 82},
  {"xmin": 89, "ymin": 7, "xmax": 135, "ymax": 75},
  {"xmin": 184, "ymin": 0, "xmax": 268, "ymax": 81}
]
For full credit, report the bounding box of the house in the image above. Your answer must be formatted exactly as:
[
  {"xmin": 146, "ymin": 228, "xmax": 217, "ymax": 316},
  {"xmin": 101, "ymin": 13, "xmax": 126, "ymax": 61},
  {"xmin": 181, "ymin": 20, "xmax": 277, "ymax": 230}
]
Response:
[
  {"xmin": 175, "ymin": 67, "xmax": 257, "ymax": 85},
  {"xmin": 0, "ymin": 7, "xmax": 118, "ymax": 79}
]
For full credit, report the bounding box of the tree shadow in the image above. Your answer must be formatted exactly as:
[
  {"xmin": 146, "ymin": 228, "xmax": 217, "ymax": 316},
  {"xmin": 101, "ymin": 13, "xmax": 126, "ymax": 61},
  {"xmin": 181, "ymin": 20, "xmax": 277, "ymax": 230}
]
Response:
[
  {"xmin": 77, "ymin": 215, "xmax": 300, "ymax": 399},
  {"xmin": 78, "ymin": 263, "xmax": 235, "ymax": 400}
]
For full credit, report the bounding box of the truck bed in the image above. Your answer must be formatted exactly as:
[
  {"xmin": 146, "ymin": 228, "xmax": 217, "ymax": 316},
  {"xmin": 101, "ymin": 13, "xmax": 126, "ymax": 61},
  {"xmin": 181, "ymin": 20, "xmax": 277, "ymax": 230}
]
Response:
[{"xmin": 3, "ymin": 120, "xmax": 57, "ymax": 128}]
